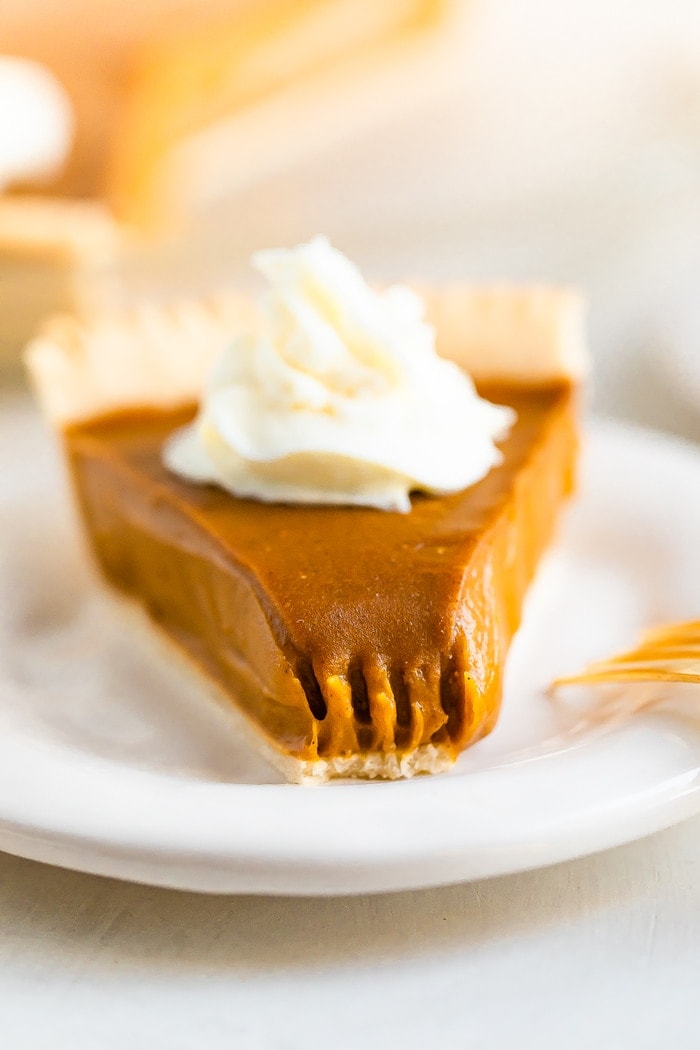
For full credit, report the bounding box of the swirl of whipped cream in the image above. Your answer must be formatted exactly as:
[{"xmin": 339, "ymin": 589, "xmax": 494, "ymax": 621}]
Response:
[
  {"xmin": 0, "ymin": 56, "xmax": 73, "ymax": 191},
  {"xmin": 164, "ymin": 237, "xmax": 515, "ymax": 512}
]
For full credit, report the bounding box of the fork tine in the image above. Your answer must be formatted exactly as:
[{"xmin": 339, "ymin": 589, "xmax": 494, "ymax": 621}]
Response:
[
  {"xmin": 552, "ymin": 620, "xmax": 700, "ymax": 689},
  {"xmin": 639, "ymin": 622, "xmax": 700, "ymax": 648},
  {"xmin": 554, "ymin": 667, "xmax": 700, "ymax": 687}
]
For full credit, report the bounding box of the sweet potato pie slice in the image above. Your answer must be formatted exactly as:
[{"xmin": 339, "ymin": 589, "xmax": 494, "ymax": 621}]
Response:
[{"xmin": 26, "ymin": 285, "xmax": 585, "ymax": 781}]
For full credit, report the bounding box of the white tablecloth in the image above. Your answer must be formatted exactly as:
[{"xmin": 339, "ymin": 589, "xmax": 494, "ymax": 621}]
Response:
[{"xmin": 2, "ymin": 815, "xmax": 699, "ymax": 1049}]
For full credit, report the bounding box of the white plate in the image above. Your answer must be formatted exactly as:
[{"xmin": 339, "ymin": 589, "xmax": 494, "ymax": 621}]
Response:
[{"xmin": 2, "ymin": 398, "xmax": 700, "ymax": 896}]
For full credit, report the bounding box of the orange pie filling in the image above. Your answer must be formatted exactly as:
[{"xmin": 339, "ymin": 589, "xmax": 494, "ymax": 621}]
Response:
[{"xmin": 63, "ymin": 382, "xmax": 577, "ymax": 775}]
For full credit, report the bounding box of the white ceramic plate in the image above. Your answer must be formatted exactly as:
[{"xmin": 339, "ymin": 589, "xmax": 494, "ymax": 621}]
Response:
[{"xmin": 3, "ymin": 397, "xmax": 700, "ymax": 896}]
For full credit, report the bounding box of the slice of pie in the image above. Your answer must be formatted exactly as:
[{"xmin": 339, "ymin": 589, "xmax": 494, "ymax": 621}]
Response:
[
  {"xmin": 107, "ymin": 0, "xmax": 451, "ymax": 229},
  {"xmin": 3, "ymin": 0, "xmax": 454, "ymax": 222},
  {"xmin": 1, "ymin": 1, "xmax": 462, "ymax": 368},
  {"xmin": 26, "ymin": 282, "xmax": 586, "ymax": 782}
]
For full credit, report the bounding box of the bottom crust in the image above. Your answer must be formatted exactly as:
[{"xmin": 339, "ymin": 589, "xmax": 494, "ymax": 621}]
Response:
[{"xmin": 278, "ymin": 744, "xmax": 455, "ymax": 785}]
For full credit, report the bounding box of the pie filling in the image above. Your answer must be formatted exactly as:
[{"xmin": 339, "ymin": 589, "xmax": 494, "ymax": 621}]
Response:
[{"xmin": 64, "ymin": 382, "xmax": 577, "ymax": 770}]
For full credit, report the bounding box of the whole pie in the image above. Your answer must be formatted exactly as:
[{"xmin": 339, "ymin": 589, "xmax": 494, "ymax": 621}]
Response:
[{"xmin": 26, "ymin": 279, "xmax": 586, "ymax": 782}]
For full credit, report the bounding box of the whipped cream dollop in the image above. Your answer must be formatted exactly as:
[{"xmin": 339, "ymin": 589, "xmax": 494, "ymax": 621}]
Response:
[
  {"xmin": 0, "ymin": 57, "xmax": 73, "ymax": 191},
  {"xmin": 165, "ymin": 238, "xmax": 515, "ymax": 512}
]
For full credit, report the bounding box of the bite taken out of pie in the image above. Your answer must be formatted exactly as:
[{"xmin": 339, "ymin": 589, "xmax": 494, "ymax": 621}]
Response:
[{"xmin": 25, "ymin": 247, "xmax": 588, "ymax": 783}]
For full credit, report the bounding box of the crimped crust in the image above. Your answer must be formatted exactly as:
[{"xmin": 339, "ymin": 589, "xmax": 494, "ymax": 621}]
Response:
[
  {"xmin": 26, "ymin": 283, "xmax": 587, "ymax": 426},
  {"xmin": 425, "ymin": 284, "xmax": 588, "ymax": 387}
]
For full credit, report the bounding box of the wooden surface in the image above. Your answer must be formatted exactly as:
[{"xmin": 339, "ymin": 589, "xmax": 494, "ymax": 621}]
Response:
[{"xmin": 2, "ymin": 816, "xmax": 700, "ymax": 1048}]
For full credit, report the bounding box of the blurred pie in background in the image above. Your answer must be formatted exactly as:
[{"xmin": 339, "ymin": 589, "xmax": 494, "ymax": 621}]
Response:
[{"xmin": 0, "ymin": 0, "xmax": 456, "ymax": 363}]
